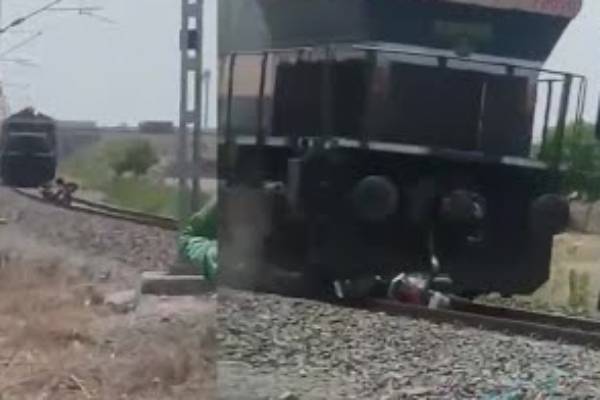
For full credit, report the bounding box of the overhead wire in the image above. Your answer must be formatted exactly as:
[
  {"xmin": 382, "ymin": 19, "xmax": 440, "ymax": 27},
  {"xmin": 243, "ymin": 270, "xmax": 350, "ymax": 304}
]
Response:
[
  {"xmin": 0, "ymin": 30, "xmax": 42, "ymax": 58},
  {"xmin": 0, "ymin": 0, "xmax": 63, "ymax": 34}
]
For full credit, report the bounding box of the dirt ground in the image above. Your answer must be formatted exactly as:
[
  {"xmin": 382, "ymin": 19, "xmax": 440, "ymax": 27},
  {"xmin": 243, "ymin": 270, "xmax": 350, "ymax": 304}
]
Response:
[{"xmin": 0, "ymin": 226, "xmax": 216, "ymax": 400}]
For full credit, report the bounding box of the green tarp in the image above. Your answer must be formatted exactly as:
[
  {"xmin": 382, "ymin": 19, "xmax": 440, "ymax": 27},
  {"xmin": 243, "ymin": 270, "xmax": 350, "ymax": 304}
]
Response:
[{"xmin": 177, "ymin": 197, "xmax": 218, "ymax": 281}]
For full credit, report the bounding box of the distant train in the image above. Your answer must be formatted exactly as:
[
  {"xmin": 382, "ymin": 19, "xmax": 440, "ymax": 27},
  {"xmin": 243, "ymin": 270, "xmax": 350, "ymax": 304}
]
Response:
[
  {"xmin": 138, "ymin": 121, "xmax": 175, "ymax": 135},
  {"xmin": 0, "ymin": 108, "xmax": 57, "ymax": 188}
]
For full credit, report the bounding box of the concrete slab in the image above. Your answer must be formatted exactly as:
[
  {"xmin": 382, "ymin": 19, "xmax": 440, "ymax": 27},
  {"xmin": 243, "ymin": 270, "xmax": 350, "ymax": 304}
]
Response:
[
  {"xmin": 169, "ymin": 260, "xmax": 201, "ymax": 276},
  {"xmin": 140, "ymin": 271, "xmax": 213, "ymax": 296}
]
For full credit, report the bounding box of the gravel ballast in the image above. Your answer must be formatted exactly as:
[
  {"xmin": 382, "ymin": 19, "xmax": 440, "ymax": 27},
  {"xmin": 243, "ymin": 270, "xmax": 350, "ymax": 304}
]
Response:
[
  {"xmin": 8, "ymin": 187, "xmax": 600, "ymax": 398},
  {"xmin": 0, "ymin": 187, "xmax": 176, "ymax": 276},
  {"xmin": 0, "ymin": 187, "xmax": 216, "ymax": 399},
  {"xmin": 219, "ymin": 289, "xmax": 600, "ymax": 399}
]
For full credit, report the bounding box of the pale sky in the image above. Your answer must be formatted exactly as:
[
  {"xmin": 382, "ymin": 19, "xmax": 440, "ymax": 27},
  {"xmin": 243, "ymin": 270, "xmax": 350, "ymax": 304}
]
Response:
[
  {"xmin": 545, "ymin": 0, "xmax": 600, "ymax": 123},
  {"xmin": 0, "ymin": 0, "xmax": 598, "ymax": 127},
  {"xmin": 0, "ymin": 0, "xmax": 217, "ymax": 127}
]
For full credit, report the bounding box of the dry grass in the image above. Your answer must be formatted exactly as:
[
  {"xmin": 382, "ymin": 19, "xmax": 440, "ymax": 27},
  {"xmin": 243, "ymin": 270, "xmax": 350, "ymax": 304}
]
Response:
[{"xmin": 0, "ymin": 228, "xmax": 216, "ymax": 399}]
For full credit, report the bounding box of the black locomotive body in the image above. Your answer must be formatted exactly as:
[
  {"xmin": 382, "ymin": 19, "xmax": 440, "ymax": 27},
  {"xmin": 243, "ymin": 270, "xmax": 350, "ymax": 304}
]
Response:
[
  {"xmin": 219, "ymin": 0, "xmax": 584, "ymax": 298},
  {"xmin": 0, "ymin": 108, "xmax": 57, "ymax": 188}
]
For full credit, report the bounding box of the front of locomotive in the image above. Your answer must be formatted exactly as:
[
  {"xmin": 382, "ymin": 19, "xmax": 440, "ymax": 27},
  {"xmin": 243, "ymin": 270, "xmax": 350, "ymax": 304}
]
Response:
[
  {"xmin": 219, "ymin": 0, "xmax": 585, "ymax": 298},
  {"xmin": 0, "ymin": 109, "xmax": 57, "ymax": 188}
]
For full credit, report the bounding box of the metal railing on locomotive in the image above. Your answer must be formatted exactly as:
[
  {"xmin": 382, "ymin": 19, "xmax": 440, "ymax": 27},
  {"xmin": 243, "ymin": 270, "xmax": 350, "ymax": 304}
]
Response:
[{"xmin": 220, "ymin": 43, "xmax": 588, "ymax": 178}]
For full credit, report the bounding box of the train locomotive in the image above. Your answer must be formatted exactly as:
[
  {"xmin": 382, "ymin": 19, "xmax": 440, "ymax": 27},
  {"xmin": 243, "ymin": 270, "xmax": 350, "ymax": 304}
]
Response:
[
  {"xmin": 218, "ymin": 0, "xmax": 594, "ymax": 298},
  {"xmin": 0, "ymin": 108, "xmax": 57, "ymax": 188}
]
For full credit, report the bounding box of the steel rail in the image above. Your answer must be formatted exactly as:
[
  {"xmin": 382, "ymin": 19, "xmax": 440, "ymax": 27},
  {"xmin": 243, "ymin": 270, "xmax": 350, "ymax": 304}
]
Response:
[
  {"xmin": 10, "ymin": 188, "xmax": 179, "ymax": 231},
  {"xmin": 221, "ymin": 269, "xmax": 600, "ymax": 349},
  {"xmin": 359, "ymin": 297, "xmax": 600, "ymax": 349},
  {"xmin": 70, "ymin": 196, "xmax": 178, "ymax": 226}
]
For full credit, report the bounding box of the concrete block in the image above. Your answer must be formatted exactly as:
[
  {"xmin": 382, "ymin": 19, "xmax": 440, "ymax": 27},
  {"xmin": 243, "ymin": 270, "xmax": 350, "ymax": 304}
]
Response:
[
  {"xmin": 169, "ymin": 260, "xmax": 201, "ymax": 276},
  {"xmin": 570, "ymin": 201, "xmax": 591, "ymax": 232},
  {"xmin": 569, "ymin": 201, "xmax": 600, "ymax": 234},
  {"xmin": 140, "ymin": 271, "xmax": 213, "ymax": 296},
  {"xmin": 585, "ymin": 202, "xmax": 600, "ymax": 234}
]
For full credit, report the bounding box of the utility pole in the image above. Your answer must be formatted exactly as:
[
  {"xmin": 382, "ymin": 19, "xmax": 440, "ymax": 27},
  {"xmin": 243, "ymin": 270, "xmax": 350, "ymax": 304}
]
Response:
[{"xmin": 179, "ymin": 0, "xmax": 204, "ymax": 219}]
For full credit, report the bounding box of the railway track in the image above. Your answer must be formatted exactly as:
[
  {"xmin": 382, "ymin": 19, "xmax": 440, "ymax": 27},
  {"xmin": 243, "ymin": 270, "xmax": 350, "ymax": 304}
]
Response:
[
  {"xmin": 10, "ymin": 188, "xmax": 179, "ymax": 231},
  {"xmin": 17, "ymin": 182, "xmax": 600, "ymax": 349},
  {"xmin": 358, "ymin": 296, "xmax": 600, "ymax": 349},
  {"xmin": 228, "ymin": 267, "xmax": 600, "ymax": 349}
]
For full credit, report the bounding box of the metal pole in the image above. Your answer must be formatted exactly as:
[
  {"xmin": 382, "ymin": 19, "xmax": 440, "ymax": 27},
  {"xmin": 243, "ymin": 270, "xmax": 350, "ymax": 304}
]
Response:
[
  {"xmin": 224, "ymin": 54, "xmax": 237, "ymax": 184},
  {"xmin": 178, "ymin": 0, "xmax": 190, "ymax": 220},
  {"xmin": 254, "ymin": 52, "xmax": 268, "ymax": 186},
  {"xmin": 541, "ymin": 80, "xmax": 554, "ymax": 148},
  {"xmin": 476, "ymin": 81, "xmax": 488, "ymax": 151},
  {"xmin": 360, "ymin": 50, "xmax": 377, "ymax": 149},
  {"xmin": 179, "ymin": 0, "xmax": 205, "ymax": 217},
  {"xmin": 554, "ymin": 75, "xmax": 572, "ymax": 169},
  {"xmin": 203, "ymin": 70, "xmax": 210, "ymax": 129},
  {"xmin": 190, "ymin": 0, "xmax": 203, "ymax": 213}
]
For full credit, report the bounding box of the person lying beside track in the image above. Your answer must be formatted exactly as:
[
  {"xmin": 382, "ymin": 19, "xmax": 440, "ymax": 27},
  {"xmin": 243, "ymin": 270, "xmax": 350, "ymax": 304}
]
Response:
[{"xmin": 40, "ymin": 178, "xmax": 78, "ymax": 206}]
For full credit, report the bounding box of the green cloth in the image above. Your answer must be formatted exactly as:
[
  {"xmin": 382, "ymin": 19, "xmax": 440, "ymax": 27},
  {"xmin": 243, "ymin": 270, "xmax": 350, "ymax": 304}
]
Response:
[
  {"xmin": 185, "ymin": 197, "xmax": 217, "ymax": 239},
  {"xmin": 178, "ymin": 197, "xmax": 218, "ymax": 281}
]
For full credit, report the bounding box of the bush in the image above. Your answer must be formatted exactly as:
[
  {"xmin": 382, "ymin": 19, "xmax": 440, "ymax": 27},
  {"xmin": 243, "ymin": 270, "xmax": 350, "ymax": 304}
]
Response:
[
  {"xmin": 106, "ymin": 139, "xmax": 159, "ymax": 177},
  {"xmin": 539, "ymin": 123, "xmax": 600, "ymax": 201}
]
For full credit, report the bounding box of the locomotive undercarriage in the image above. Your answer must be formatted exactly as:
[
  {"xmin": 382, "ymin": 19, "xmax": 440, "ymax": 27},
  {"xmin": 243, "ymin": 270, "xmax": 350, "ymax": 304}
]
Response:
[
  {"xmin": 220, "ymin": 140, "xmax": 569, "ymax": 299},
  {"xmin": 1, "ymin": 155, "xmax": 56, "ymax": 188}
]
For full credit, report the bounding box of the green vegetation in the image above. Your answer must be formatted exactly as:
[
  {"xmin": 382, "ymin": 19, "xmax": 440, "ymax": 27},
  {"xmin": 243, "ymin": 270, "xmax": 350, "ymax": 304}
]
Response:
[
  {"xmin": 59, "ymin": 138, "xmax": 179, "ymax": 217},
  {"xmin": 106, "ymin": 138, "xmax": 159, "ymax": 177},
  {"xmin": 539, "ymin": 123, "xmax": 600, "ymax": 200}
]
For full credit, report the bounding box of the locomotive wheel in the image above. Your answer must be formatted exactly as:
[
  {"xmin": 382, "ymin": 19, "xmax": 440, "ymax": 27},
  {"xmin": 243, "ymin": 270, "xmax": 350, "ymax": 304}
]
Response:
[{"xmin": 351, "ymin": 175, "xmax": 399, "ymax": 222}]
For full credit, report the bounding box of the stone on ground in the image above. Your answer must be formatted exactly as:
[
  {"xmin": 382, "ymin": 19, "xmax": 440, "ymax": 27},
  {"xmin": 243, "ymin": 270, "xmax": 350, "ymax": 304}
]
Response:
[{"xmin": 105, "ymin": 289, "xmax": 138, "ymax": 313}]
